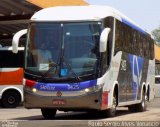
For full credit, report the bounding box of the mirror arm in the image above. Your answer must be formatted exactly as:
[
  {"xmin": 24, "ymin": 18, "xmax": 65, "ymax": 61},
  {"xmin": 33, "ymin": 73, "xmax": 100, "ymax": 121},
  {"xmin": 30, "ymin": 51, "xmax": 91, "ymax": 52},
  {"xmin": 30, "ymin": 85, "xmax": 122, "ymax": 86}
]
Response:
[
  {"xmin": 12, "ymin": 29, "xmax": 27, "ymax": 53},
  {"xmin": 100, "ymin": 28, "xmax": 111, "ymax": 52}
]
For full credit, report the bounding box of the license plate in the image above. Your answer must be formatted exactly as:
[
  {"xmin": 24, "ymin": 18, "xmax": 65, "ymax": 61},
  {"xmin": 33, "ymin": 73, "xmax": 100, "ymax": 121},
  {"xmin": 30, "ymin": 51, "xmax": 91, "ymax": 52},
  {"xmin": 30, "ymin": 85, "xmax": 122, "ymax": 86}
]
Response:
[{"xmin": 52, "ymin": 99, "xmax": 66, "ymax": 105}]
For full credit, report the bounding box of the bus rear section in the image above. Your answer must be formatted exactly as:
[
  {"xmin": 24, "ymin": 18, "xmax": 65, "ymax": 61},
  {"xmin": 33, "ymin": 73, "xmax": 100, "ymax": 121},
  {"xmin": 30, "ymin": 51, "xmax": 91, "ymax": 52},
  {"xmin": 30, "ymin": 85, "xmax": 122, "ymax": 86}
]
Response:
[{"xmin": 0, "ymin": 47, "xmax": 24, "ymax": 108}]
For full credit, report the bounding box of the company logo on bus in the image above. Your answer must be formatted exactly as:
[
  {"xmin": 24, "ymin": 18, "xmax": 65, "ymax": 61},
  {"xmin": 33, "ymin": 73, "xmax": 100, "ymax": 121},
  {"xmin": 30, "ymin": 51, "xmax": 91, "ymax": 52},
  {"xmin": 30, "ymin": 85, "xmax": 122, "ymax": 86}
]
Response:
[
  {"xmin": 56, "ymin": 91, "xmax": 62, "ymax": 97},
  {"xmin": 129, "ymin": 55, "xmax": 144, "ymax": 100}
]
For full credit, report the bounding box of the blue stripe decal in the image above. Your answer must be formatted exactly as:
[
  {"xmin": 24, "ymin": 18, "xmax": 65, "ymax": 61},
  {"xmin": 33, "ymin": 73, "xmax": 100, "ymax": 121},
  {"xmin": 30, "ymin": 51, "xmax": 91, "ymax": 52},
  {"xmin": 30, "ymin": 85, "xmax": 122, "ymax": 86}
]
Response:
[
  {"xmin": 34, "ymin": 80, "xmax": 97, "ymax": 92},
  {"xmin": 129, "ymin": 54, "xmax": 144, "ymax": 100},
  {"xmin": 122, "ymin": 18, "xmax": 147, "ymax": 35}
]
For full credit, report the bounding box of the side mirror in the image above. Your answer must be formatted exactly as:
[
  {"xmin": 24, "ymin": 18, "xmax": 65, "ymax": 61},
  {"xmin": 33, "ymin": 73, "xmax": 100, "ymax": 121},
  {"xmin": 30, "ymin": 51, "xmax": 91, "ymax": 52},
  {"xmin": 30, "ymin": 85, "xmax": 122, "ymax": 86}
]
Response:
[
  {"xmin": 99, "ymin": 28, "xmax": 111, "ymax": 52},
  {"xmin": 12, "ymin": 29, "xmax": 27, "ymax": 53}
]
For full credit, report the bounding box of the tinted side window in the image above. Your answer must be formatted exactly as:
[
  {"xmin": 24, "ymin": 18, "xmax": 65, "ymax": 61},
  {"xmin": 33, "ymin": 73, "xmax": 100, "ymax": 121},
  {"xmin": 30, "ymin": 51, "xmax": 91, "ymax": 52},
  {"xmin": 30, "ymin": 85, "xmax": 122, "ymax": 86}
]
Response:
[
  {"xmin": 115, "ymin": 20, "xmax": 124, "ymax": 54},
  {"xmin": 103, "ymin": 17, "xmax": 114, "ymax": 65},
  {"xmin": 0, "ymin": 50, "xmax": 24, "ymax": 67},
  {"xmin": 132, "ymin": 30, "xmax": 138, "ymax": 55},
  {"xmin": 155, "ymin": 77, "xmax": 160, "ymax": 84},
  {"xmin": 150, "ymin": 39, "xmax": 155, "ymax": 60},
  {"xmin": 115, "ymin": 19, "xmax": 153, "ymax": 60},
  {"xmin": 115, "ymin": 20, "xmax": 134, "ymax": 55}
]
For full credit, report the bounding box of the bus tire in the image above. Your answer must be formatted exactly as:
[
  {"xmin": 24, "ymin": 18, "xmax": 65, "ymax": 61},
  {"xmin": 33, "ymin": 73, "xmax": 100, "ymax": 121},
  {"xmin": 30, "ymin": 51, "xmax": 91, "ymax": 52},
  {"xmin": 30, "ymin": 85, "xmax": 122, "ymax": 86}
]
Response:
[
  {"xmin": 128, "ymin": 105, "xmax": 136, "ymax": 112},
  {"xmin": 136, "ymin": 90, "xmax": 147, "ymax": 112},
  {"xmin": 128, "ymin": 90, "xmax": 147, "ymax": 112},
  {"xmin": 41, "ymin": 108, "xmax": 57, "ymax": 119},
  {"xmin": 106, "ymin": 92, "xmax": 117, "ymax": 117},
  {"xmin": 2, "ymin": 91, "xmax": 21, "ymax": 108}
]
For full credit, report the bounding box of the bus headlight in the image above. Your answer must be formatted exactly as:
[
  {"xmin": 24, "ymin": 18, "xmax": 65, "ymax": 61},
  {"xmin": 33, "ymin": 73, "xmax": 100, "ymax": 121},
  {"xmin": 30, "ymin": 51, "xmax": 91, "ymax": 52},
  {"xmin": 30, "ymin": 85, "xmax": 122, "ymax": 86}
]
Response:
[
  {"xmin": 32, "ymin": 88, "xmax": 37, "ymax": 93},
  {"xmin": 84, "ymin": 88, "xmax": 91, "ymax": 92},
  {"xmin": 84, "ymin": 84, "xmax": 103, "ymax": 93}
]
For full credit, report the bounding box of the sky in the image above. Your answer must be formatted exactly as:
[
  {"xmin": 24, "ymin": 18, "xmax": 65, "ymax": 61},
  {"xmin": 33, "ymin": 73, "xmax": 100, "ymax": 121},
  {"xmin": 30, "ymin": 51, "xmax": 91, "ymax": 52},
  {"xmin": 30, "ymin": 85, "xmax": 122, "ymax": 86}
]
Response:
[{"xmin": 85, "ymin": 0, "xmax": 160, "ymax": 33}]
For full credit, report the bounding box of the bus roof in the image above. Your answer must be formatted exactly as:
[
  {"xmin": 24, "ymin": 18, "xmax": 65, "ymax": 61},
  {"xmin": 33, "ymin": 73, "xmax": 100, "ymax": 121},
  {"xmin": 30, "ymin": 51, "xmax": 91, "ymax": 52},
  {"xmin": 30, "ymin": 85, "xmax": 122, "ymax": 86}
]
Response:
[{"xmin": 31, "ymin": 5, "xmax": 148, "ymax": 34}]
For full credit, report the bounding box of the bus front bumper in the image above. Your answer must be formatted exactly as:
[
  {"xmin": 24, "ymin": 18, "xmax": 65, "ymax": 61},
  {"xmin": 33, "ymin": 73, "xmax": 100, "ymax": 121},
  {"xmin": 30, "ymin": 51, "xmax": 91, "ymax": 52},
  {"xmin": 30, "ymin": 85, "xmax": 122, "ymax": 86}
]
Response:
[{"xmin": 24, "ymin": 89, "xmax": 102, "ymax": 110}]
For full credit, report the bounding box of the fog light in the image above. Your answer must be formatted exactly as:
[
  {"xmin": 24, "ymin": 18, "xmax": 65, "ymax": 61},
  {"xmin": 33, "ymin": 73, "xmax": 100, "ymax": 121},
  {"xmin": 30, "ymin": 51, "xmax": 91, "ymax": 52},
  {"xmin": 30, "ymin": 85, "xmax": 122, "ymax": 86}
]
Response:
[{"xmin": 32, "ymin": 88, "xmax": 37, "ymax": 93}]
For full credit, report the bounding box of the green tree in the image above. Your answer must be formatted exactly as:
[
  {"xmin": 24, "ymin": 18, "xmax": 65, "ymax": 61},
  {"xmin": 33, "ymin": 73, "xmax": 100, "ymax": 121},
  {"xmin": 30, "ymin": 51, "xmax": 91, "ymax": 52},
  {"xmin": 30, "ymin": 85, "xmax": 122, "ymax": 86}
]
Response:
[{"xmin": 152, "ymin": 27, "xmax": 160, "ymax": 45}]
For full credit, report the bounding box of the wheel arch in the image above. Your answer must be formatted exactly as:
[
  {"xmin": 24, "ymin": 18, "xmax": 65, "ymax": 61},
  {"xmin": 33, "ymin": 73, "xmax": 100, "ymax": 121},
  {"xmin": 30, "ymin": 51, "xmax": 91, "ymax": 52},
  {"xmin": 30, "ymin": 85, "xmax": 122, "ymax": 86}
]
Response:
[
  {"xmin": 141, "ymin": 82, "xmax": 146, "ymax": 100},
  {"xmin": 146, "ymin": 83, "xmax": 150, "ymax": 101},
  {"xmin": 111, "ymin": 81, "xmax": 119, "ymax": 106},
  {"xmin": 1, "ymin": 87, "xmax": 23, "ymax": 102}
]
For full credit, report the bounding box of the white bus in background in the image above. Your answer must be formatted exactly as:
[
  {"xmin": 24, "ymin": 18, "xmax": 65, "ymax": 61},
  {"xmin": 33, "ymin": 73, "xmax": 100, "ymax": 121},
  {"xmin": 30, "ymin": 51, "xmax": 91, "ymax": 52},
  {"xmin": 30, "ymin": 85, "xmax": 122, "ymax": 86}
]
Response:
[
  {"xmin": 155, "ymin": 75, "xmax": 160, "ymax": 97},
  {"xmin": 0, "ymin": 46, "xmax": 24, "ymax": 108},
  {"xmin": 12, "ymin": 5, "xmax": 155, "ymax": 119},
  {"xmin": 155, "ymin": 59, "xmax": 160, "ymax": 97}
]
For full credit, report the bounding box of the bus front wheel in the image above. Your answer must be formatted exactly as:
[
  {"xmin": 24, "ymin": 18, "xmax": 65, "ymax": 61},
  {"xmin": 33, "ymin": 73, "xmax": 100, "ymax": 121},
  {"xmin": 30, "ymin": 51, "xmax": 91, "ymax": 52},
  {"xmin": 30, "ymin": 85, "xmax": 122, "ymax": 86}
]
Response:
[
  {"xmin": 41, "ymin": 108, "xmax": 57, "ymax": 119},
  {"xmin": 2, "ymin": 90, "xmax": 21, "ymax": 108},
  {"xmin": 107, "ymin": 93, "xmax": 117, "ymax": 117},
  {"xmin": 102, "ymin": 92, "xmax": 117, "ymax": 117},
  {"xmin": 136, "ymin": 90, "xmax": 147, "ymax": 112}
]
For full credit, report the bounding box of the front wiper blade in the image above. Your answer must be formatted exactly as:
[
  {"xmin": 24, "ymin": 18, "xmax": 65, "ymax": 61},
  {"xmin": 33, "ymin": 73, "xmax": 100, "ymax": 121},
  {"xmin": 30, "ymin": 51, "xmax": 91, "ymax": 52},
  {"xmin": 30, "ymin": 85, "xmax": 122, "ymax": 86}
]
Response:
[{"xmin": 63, "ymin": 57, "xmax": 82, "ymax": 82}]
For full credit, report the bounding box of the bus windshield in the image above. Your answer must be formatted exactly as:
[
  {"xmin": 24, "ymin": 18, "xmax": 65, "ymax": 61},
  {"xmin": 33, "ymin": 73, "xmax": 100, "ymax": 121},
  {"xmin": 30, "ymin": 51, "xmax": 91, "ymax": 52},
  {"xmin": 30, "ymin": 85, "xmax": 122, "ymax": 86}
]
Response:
[{"xmin": 25, "ymin": 22, "xmax": 101, "ymax": 79}]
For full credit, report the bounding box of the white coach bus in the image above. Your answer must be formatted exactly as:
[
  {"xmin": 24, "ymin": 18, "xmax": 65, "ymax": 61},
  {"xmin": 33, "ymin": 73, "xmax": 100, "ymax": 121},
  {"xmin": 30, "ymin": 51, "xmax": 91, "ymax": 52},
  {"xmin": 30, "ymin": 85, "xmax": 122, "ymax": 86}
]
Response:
[{"xmin": 12, "ymin": 5, "xmax": 155, "ymax": 119}]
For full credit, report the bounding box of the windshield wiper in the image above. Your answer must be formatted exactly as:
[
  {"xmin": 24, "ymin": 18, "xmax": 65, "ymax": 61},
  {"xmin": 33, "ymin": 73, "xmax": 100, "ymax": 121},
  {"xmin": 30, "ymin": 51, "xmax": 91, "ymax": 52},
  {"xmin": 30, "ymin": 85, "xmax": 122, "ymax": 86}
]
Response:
[
  {"xmin": 63, "ymin": 57, "xmax": 82, "ymax": 82},
  {"xmin": 41, "ymin": 62, "xmax": 59, "ymax": 78}
]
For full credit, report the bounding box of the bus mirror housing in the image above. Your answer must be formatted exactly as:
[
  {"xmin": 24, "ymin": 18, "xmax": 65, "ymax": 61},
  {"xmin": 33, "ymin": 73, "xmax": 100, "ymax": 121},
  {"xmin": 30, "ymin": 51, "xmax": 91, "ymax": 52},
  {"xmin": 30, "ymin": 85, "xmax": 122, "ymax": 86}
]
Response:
[
  {"xmin": 100, "ymin": 28, "xmax": 111, "ymax": 52},
  {"xmin": 12, "ymin": 29, "xmax": 27, "ymax": 53}
]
